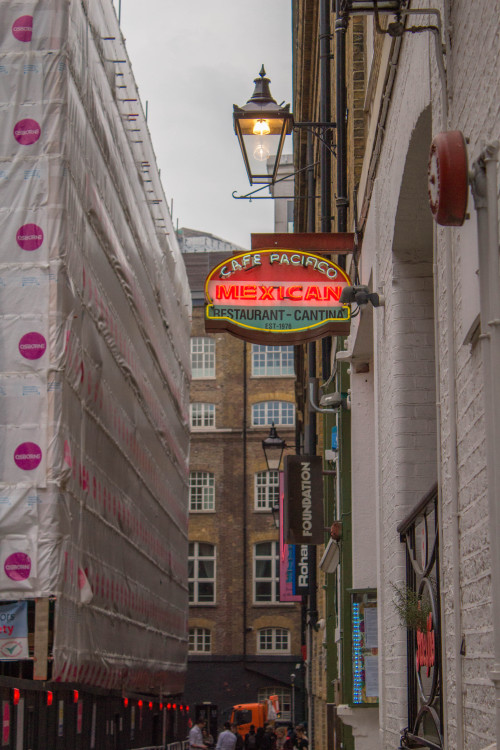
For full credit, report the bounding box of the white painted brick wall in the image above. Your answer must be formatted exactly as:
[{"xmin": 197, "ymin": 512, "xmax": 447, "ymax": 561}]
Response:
[{"xmin": 357, "ymin": 0, "xmax": 499, "ymax": 747}]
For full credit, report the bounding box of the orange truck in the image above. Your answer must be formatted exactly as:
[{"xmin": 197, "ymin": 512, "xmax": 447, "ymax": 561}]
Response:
[{"xmin": 230, "ymin": 696, "xmax": 280, "ymax": 738}]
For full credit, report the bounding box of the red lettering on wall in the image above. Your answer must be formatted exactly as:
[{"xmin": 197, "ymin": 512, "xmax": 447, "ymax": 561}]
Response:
[{"xmin": 416, "ymin": 612, "xmax": 435, "ymax": 677}]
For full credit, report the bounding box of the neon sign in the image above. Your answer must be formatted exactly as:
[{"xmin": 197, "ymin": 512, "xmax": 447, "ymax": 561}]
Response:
[{"xmin": 205, "ymin": 249, "xmax": 351, "ymax": 344}]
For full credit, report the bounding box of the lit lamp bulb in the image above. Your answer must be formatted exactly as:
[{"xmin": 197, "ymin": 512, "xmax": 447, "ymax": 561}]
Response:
[
  {"xmin": 253, "ymin": 119, "xmax": 271, "ymax": 136},
  {"xmin": 253, "ymin": 143, "xmax": 270, "ymax": 162}
]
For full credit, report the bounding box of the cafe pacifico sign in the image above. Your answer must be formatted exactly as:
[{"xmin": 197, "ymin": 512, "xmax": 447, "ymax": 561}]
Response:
[{"xmin": 205, "ymin": 248, "xmax": 351, "ymax": 344}]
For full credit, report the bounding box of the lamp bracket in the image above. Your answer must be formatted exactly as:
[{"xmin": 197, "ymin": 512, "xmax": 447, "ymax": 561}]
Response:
[
  {"xmin": 232, "ymin": 160, "xmax": 320, "ymax": 201},
  {"xmin": 294, "ymin": 122, "xmax": 337, "ymax": 158}
]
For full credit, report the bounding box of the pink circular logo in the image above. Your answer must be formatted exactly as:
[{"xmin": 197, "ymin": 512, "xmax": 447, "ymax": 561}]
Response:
[
  {"xmin": 13, "ymin": 118, "xmax": 40, "ymax": 146},
  {"xmin": 16, "ymin": 223, "xmax": 44, "ymax": 251},
  {"xmin": 12, "ymin": 15, "xmax": 33, "ymax": 43},
  {"xmin": 19, "ymin": 332, "xmax": 47, "ymax": 360},
  {"xmin": 14, "ymin": 442, "xmax": 42, "ymax": 471},
  {"xmin": 4, "ymin": 552, "xmax": 31, "ymax": 581}
]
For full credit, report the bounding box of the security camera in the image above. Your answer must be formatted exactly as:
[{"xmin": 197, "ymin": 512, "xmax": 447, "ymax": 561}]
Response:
[
  {"xmin": 339, "ymin": 285, "xmax": 384, "ymax": 307},
  {"xmin": 319, "ymin": 392, "xmax": 344, "ymax": 409}
]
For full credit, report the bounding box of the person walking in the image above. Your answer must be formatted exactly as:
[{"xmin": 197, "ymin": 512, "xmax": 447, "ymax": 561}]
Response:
[
  {"xmin": 255, "ymin": 726, "xmax": 266, "ymax": 750},
  {"xmin": 203, "ymin": 727, "xmax": 215, "ymax": 748},
  {"xmin": 294, "ymin": 725, "xmax": 308, "ymax": 750},
  {"xmin": 244, "ymin": 724, "xmax": 258, "ymax": 750},
  {"xmin": 189, "ymin": 719, "xmax": 208, "ymax": 750},
  {"xmin": 259, "ymin": 724, "xmax": 276, "ymax": 750},
  {"xmin": 232, "ymin": 724, "xmax": 244, "ymax": 750},
  {"xmin": 216, "ymin": 722, "xmax": 237, "ymax": 750},
  {"xmin": 285, "ymin": 724, "xmax": 296, "ymax": 749},
  {"xmin": 275, "ymin": 726, "xmax": 287, "ymax": 750}
]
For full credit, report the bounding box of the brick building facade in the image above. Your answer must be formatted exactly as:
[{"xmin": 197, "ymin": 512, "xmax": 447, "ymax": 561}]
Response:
[{"xmin": 181, "ymin": 238, "xmax": 304, "ymax": 729}]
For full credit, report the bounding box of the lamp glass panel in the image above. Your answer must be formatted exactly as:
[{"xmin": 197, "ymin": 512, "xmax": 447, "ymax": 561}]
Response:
[
  {"xmin": 265, "ymin": 453, "xmax": 282, "ymax": 471},
  {"xmin": 242, "ymin": 132, "xmax": 284, "ymax": 177},
  {"xmin": 238, "ymin": 118, "xmax": 287, "ymax": 136}
]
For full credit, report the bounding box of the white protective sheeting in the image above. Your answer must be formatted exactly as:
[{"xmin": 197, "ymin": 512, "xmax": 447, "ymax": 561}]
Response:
[{"xmin": 0, "ymin": 0, "xmax": 192, "ymax": 695}]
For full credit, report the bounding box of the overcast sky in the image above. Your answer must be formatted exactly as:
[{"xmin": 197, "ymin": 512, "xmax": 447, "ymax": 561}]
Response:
[{"xmin": 113, "ymin": 0, "xmax": 293, "ymax": 249}]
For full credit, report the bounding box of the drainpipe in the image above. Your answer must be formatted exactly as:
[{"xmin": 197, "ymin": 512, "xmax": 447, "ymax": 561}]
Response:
[
  {"xmin": 307, "ymin": 131, "xmax": 315, "ymax": 233},
  {"xmin": 243, "ymin": 341, "xmax": 248, "ymax": 658},
  {"xmin": 320, "ymin": 0, "xmax": 332, "ymax": 234},
  {"xmin": 335, "ymin": 0, "xmax": 348, "ymax": 234},
  {"xmin": 470, "ymin": 142, "xmax": 500, "ymax": 746}
]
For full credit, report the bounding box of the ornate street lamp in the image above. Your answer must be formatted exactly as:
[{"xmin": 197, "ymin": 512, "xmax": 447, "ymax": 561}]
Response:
[
  {"xmin": 262, "ymin": 423, "xmax": 287, "ymax": 472},
  {"xmin": 233, "ymin": 68, "xmax": 337, "ymax": 192},
  {"xmin": 271, "ymin": 504, "xmax": 280, "ymax": 529},
  {"xmin": 233, "ymin": 66, "xmax": 294, "ymax": 185}
]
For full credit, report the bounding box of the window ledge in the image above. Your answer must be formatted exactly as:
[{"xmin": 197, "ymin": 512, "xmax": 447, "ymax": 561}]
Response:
[
  {"xmin": 251, "ymin": 375, "xmax": 296, "ymax": 379},
  {"xmin": 257, "ymin": 651, "xmax": 291, "ymax": 656},
  {"xmin": 189, "ymin": 603, "xmax": 217, "ymax": 608}
]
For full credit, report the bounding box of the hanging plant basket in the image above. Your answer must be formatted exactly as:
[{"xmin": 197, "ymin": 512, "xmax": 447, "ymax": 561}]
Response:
[{"xmin": 391, "ymin": 583, "xmax": 432, "ymax": 631}]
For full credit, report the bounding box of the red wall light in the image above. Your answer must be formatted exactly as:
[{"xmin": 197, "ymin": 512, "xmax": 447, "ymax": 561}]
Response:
[
  {"xmin": 123, "ymin": 698, "xmax": 129, "ymax": 708},
  {"xmin": 46, "ymin": 691, "xmax": 53, "ymax": 706},
  {"xmin": 149, "ymin": 702, "xmax": 153, "ymax": 710},
  {"xmin": 160, "ymin": 702, "xmax": 163, "ymax": 710},
  {"xmin": 186, "ymin": 705, "xmax": 190, "ymax": 712},
  {"xmin": 180, "ymin": 704, "xmax": 184, "ymax": 712},
  {"xmin": 12, "ymin": 689, "xmax": 20, "ymax": 706},
  {"xmin": 172, "ymin": 703, "xmax": 177, "ymax": 711},
  {"xmin": 138, "ymin": 700, "xmax": 143, "ymax": 708},
  {"xmin": 167, "ymin": 703, "xmax": 172, "ymax": 710},
  {"xmin": 73, "ymin": 690, "xmax": 79, "ymax": 704}
]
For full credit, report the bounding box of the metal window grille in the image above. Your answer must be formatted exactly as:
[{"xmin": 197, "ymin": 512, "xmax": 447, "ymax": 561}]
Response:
[{"xmin": 397, "ymin": 485, "xmax": 443, "ymax": 749}]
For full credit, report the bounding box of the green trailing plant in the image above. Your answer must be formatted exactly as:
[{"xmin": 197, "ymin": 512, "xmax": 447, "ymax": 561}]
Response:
[{"xmin": 391, "ymin": 582, "xmax": 432, "ymax": 631}]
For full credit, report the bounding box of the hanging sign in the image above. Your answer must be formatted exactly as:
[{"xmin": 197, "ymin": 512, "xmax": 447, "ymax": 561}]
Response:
[
  {"xmin": 205, "ymin": 249, "xmax": 351, "ymax": 344},
  {"xmin": 294, "ymin": 544, "xmax": 311, "ymax": 593},
  {"xmin": 283, "ymin": 455, "xmax": 324, "ymax": 545},
  {"xmin": 279, "ymin": 473, "xmax": 302, "ymax": 602}
]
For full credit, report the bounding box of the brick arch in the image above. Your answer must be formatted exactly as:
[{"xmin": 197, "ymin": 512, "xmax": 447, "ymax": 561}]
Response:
[{"xmin": 392, "ymin": 105, "xmax": 433, "ymax": 262}]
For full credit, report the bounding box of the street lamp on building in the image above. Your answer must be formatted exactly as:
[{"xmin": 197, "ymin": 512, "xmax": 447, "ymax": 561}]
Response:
[
  {"xmin": 233, "ymin": 66, "xmax": 293, "ymax": 185},
  {"xmin": 233, "ymin": 67, "xmax": 336, "ymax": 188},
  {"xmin": 262, "ymin": 424, "xmax": 287, "ymax": 472},
  {"xmin": 271, "ymin": 504, "xmax": 280, "ymax": 529}
]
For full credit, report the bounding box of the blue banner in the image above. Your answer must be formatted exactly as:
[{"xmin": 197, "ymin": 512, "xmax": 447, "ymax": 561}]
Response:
[{"xmin": 0, "ymin": 601, "xmax": 29, "ymax": 659}]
